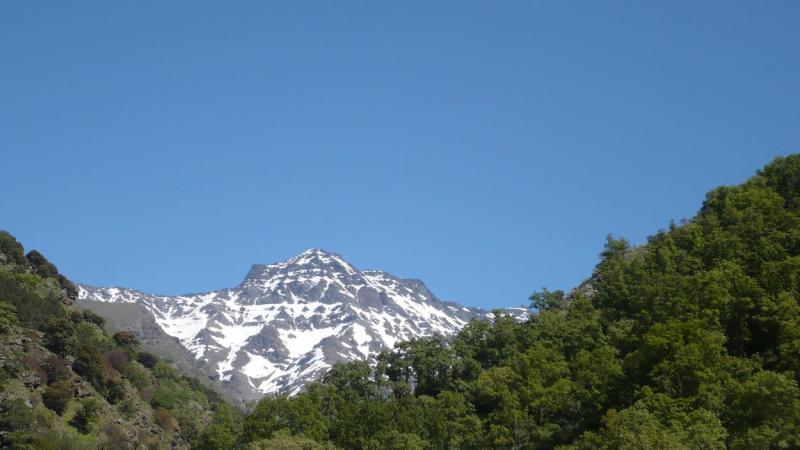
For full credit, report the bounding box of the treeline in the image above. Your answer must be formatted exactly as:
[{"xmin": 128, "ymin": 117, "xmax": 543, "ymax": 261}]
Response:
[{"xmin": 197, "ymin": 155, "xmax": 800, "ymax": 449}]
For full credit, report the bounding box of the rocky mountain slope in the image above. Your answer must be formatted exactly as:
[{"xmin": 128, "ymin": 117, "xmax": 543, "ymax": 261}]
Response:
[
  {"xmin": 0, "ymin": 231, "xmax": 229, "ymax": 449},
  {"xmin": 79, "ymin": 249, "xmax": 526, "ymax": 399}
]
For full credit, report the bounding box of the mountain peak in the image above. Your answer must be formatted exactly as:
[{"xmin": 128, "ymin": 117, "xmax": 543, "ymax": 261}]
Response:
[
  {"xmin": 288, "ymin": 248, "xmax": 348, "ymax": 265},
  {"xmin": 298, "ymin": 247, "xmax": 335, "ymax": 257},
  {"xmin": 242, "ymin": 248, "xmax": 357, "ymax": 285},
  {"xmin": 78, "ymin": 248, "xmax": 500, "ymax": 398}
]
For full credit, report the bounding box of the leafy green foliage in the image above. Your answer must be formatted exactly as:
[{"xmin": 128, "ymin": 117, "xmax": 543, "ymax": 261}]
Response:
[
  {"xmin": 0, "ymin": 231, "xmax": 26, "ymax": 265},
  {"xmin": 43, "ymin": 354, "xmax": 72, "ymax": 384},
  {"xmin": 25, "ymin": 249, "xmax": 77, "ymax": 296},
  {"xmin": 0, "ymin": 301, "xmax": 17, "ymax": 332},
  {"xmin": 248, "ymin": 429, "xmax": 339, "ymax": 449},
  {"xmin": 43, "ymin": 317, "xmax": 77, "ymax": 356},
  {"xmin": 0, "ymin": 397, "xmax": 50, "ymax": 447},
  {"xmin": 70, "ymin": 398, "xmax": 100, "ymax": 434},
  {"xmin": 530, "ymin": 288, "xmax": 565, "ymax": 311},
  {"xmin": 232, "ymin": 156, "xmax": 800, "ymax": 449},
  {"xmin": 41, "ymin": 380, "xmax": 73, "ymax": 415},
  {"xmin": 80, "ymin": 309, "xmax": 105, "ymax": 328},
  {"xmin": 154, "ymin": 407, "xmax": 177, "ymax": 432},
  {"xmin": 117, "ymin": 397, "xmax": 137, "ymax": 419},
  {"xmin": 194, "ymin": 402, "xmax": 243, "ymax": 450},
  {"xmin": 112, "ymin": 330, "xmax": 139, "ymax": 347},
  {"xmin": 26, "ymin": 250, "xmax": 59, "ymax": 278},
  {"xmin": 0, "ymin": 269, "xmax": 66, "ymax": 330}
]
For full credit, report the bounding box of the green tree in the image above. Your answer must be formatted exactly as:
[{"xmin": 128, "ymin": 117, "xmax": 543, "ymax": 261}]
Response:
[
  {"xmin": 194, "ymin": 402, "xmax": 243, "ymax": 450},
  {"xmin": 530, "ymin": 288, "xmax": 565, "ymax": 311},
  {"xmin": 248, "ymin": 429, "xmax": 338, "ymax": 449},
  {"xmin": 725, "ymin": 370, "xmax": 800, "ymax": 449}
]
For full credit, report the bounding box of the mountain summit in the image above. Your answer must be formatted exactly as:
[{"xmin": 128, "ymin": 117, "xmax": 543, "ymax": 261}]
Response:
[{"xmin": 78, "ymin": 249, "xmax": 512, "ymax": 398}]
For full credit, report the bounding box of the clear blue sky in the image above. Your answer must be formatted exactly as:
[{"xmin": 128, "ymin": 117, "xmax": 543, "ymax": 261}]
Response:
[{"xmin": 1, "ymin": 2, "xmax": 798, "ymax": 309}]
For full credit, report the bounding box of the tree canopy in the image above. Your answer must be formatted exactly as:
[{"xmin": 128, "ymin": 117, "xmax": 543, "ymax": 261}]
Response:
[{"xmin": 232, "ymin": 155, "xmax": 800, "ymax": 449}]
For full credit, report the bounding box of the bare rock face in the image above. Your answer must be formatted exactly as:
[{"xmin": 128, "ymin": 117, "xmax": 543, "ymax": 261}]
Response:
[
  {"xmin": 21, "ymin": 371, "xmax": 41, "ymax": 390},
  {"xmin": 78, "ymin": 249, "xmax": 527, "ymax": 400},
  {"xmin": 73, "ymin": 379, "xmax": 93, "ymax": 398}
]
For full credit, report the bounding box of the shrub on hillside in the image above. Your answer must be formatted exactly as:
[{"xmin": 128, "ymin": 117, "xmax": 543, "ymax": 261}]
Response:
[
  {"xmin": 70, "ymin": 398, "xmax": 99, "ymax": 434},
  {"xmin": 102, "ymin": 422, "xmax": 129, "ymax": 449},
  {"xmin": 102, "ymin": 378, "xmax": 126, "ymax": 404},
  {"xmin": 43, "ymin": 355, "xmax": 72, "ymax": 384},
  {"xmin": 113, "ymin": 331, "xmax": 139, "ymax": 348},
  {"xmin": 81, "ymin": 310, "xmax": 105, "ymax": 328},
  {"xmin": 118, "ymin": 398, "xmax": 137, "ymax": 419},
  {"xmin": 0, "ymin": 302, "xmax": 17, "ymax": 333},
  {"xmin": 0, "ymin": 270, "xmax": 66, "ymax": 329},
  {"xmin": 154, "ymin": 407, "xmax": 177, "ymax": 432},
  {"xmin": 42, "ymin": 380, "xmax": 73, "ymax": 415},
  {"xmin": 43, "ymin": 318, "xmax": 76, "ymax": 356},
  {"xmin": 0, "ymin": 231, "xmax": 26, "ymax": 265},
  {"xmin": 122, "ymin": 362, "xmax": 150, "ymax": 389},
  {"xmin": 136, "ymin": 351, "xmax": 158, "ymax": 369},
  {"xmin": 101, "ymin": 349, "xmax": 130, "ymax": 373},
  {"xmin": 25, "ymin": 250, "xmax": 59, "ymax": 279}
]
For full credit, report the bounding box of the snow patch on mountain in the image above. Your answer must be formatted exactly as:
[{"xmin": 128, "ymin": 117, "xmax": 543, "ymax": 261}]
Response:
[{"xmin": 78, "ymin": 249, "xmax": 524, "ymax": 398}]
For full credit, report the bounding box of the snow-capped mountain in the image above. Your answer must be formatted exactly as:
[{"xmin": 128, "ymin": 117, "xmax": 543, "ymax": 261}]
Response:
[{"xmin": 78, "ymin": 249, "xmax": 517, "ymax": 399}]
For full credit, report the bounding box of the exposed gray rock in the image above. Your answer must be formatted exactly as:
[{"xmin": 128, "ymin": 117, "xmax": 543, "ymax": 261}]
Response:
[
  {"xmin": 78, "ymin": 249, "xmax": 528, "ymax": 400},
  {"xmin": 74, "ymin": 379, "xmax": 93, "ymax": 398},
  {"xmin": 21, "ymin": 371, "xmax": 41, "ymax": 390}
]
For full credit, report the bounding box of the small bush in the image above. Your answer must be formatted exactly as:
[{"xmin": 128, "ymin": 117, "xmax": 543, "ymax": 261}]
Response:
[
  {"xmin": 26, "ymin": 250, "xmax": 59, "ymax": 278},
  {"xmin": 118, "ymin": 398, "xmax": 137, "ymax": 419},
  {"xmin": 42, "ymin": 380, "xmax": 73, "ymax": 415},
  {"xmin": 1, "ymin": 270, "xmax": 66, "ymax": 330},
  {"xmin": 123, "ymin": 363, "xmax": 150, "ymax": 389},
  {"xmin": 113, "ymin": 331, "xmax": 139, "ymax": 348},
  {"xmin": 81, "ymin": 310, "xmax": 105, "ymax": 328},
  {"xmin": 101, "ymin": 350, "xmax": 130, "ymax": 373},
  {"xmin": 0, "ymin": 302, "xmax": 17, "ymax": 333},
  {"xmin": 72, "ymin": 348, "xmax": 104, "ymax": 388},
  {"xmin": 70, "ymin": 398, "xmax": 99, "ymax": 434},
  {"xmin": 248, "ymin": 430, "xmax": 338, "ymax": 450},
  {"xmin": 0, "ymin": 397, "xmax": 41, "ymax": 433},
  {"xmin": 152, "ymin": 361, "xmax": 181, "ymax": 381},
  {"xmin": 102, "ymin": 422, "xmax": 129, "ymax": 449},
  {"xmin": 102, "ymin": 378, "xmax": 126, "ymax": 404},
  {"xmin": 43, "ymin": 355, "xmax": 72, "ymax": 384},
  {"xmin": 139, "ymin": 386, "xmax": 154, "ymax": 403},
  {"xmin": 136, "ymin": 352, "xmax": 158, "ymax": 369},
  {"xmin": 43, "ymin": 318, "xmax": 76, "ymax": 356},
  {"xmin": 154, "ymin": 407, "xmax": 177, "ymax": 432},
  {"xmin": 69, "ymin": 310, "xmax": 84, "ymax": 324},
  {"xmin": 0, "ymin": 231, "xmax": 27, "ymax": 265},
  {"xmin": 57, "ymin": 274, "xmax": 78, "ymax": 298}
]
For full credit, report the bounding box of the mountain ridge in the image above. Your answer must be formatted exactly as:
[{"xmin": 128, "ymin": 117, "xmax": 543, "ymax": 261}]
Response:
[{"xmin": 78, "ymin": 248, "xmax": 527, "ymax": 399}]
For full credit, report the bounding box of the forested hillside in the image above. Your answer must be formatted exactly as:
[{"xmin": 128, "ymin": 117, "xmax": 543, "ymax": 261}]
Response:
[
  {"xmin": 0, "ymin": 232, "xmax": 237, "ymax": 449},
  {"xmin": 199, "ymin": 155, "xmax": 800, "ymax": 449}
]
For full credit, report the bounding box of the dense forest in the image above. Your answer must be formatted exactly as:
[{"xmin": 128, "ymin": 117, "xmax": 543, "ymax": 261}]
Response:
[
  {"xmin": 210, "ymin": 155, "xmax": 800, "ymax": 449},
  {"xmin": 4, "ymin": 155, "xmax": 800, "ymax": 449}
]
